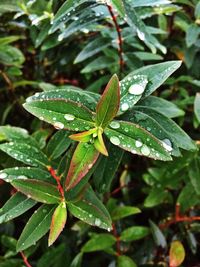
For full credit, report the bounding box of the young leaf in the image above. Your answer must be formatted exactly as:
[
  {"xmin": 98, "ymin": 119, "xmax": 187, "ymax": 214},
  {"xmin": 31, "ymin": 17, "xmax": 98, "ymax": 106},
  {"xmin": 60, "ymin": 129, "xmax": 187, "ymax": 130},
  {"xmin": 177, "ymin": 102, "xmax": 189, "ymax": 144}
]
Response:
[
  {"xmin": 11, "ymin": 179, "xmax": 61, "ymax": 204},
  {"xmin": 68, "ymin": 186, "xmax": 112, "ymax": 231},
  {"xmin": 105, "ymin": 120, "xmax": 172, "ymax": 161},
  {"xmin": 0, "ymin": 192, "xmax": 36, "ymax": 224},
  {"xmin": 169, "ymin": 241, "xmax": 185, "ymax": 267},
  {"xmin": 65, "ymin": 143, "xmax": 99, "ymax": 191},
  {"xmin": 118, "ymin": 61, "xmax": 182, "ymax": 114},
  {"xmin": 117, "ymin": 255, "xmax": 137, "ymax": 267},
  {"xmin": 23, "ymin": 99, "xmax": 95, "ymax": 132},
  {"xmin": 0, "ymin": 142, "xmax": 49, "ymax": 168},
  {"xmin": 48, "ymin": 201, "xmax": 67, "ymax": 246},
  {"xmin": 81, "ymin": 234, "xmax": 116, "ymax": 253},
  {"xmin": 94, "ymin": 129, "xmax": 108, "ymax": 156},
  {"xmin": 17, "ymin": 204, "xmax": 55, "ymax": 251},
  {"xmin": 96, "ymin": 74, "xmax": 120, "ymax": 129}
]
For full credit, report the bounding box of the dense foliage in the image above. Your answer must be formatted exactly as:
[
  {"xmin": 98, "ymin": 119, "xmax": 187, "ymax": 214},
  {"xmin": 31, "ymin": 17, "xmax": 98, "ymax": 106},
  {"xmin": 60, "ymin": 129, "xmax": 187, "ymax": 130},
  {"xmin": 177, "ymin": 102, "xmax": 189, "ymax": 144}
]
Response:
[{"xmin": 0, "ymin": 0, "xmax": 200, "ymax": 266}]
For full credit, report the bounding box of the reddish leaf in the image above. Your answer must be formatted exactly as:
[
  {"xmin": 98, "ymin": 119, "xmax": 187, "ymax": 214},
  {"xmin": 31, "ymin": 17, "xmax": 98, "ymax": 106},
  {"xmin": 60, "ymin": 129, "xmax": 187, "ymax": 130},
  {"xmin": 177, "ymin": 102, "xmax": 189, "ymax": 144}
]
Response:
[
  {"xmin": 96, "ymin": 74, "xmax": 120, "ymax": 129},
  {"xmin": 69, "ymin": 128, "xmax": 97, "ymax": 142},
  {"xmin": 94, "ymin": 129, "xmax": 108, "ymax": 156},
  {"xmin": 169, "ymin": 240, "xmax": 185, "ymax": 267},
  {"xmin": 65, "ymin": 143, "xmax": 99, "ymax": 191},
  {"xmin": 48, "ymin": 201, "xmax": 67, "ymax": 246}
]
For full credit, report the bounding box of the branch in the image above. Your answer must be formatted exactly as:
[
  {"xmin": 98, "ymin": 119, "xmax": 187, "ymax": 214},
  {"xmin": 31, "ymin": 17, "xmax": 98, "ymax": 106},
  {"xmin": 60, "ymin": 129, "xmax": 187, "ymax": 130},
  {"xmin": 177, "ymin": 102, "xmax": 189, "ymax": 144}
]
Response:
[
  {"xmin": 159, "ymin": 204, "xmax": 200, "ymax": 229},
  {"xmin": 112, "ymin": 223, "xmax": 121, "ymax": 256},
  {"xmin": 106, "ymin": 4, "xmax": 124, "ymax": 75}
]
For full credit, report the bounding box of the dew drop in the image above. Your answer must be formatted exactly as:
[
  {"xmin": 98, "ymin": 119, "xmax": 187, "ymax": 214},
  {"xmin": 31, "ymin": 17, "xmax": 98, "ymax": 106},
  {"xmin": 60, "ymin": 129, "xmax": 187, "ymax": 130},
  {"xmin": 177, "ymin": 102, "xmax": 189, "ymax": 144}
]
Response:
[
  {"xmin": 137, "ymin": 29, "xmax": 145, "ymax": 41},
  {"xmin": 64, "ymin": 114, "xmax": 75, "ymax": 121},
  {"xmin": 128, "ymin": 84, "xmax": 145, "ymax": 95},
  {"xmin": 135, "ymin": 140, "xmax": 143, "ymax": 147},
  {"xmin": 109, "ymin": 121, "xmax": 120, "ymax": 129},
  {"xmin": 94, "ymin": 218, "xmax": 101, "ymax": 227},
  {"xmin": 121, "ymin": 103, "xmax": 129, "ymax": 111},
  {"xmin": 0, "ymin": 173, "xmax": 8, "ymax": 179},
  {"xmin": 141, "ymin": 145, "xmax": 150, "ymax": 156},
  {"xmin": 110, "ymin": 136, "xmax": 120, "ymax": 146},
  {"xmin": 162, "ymin": 138, "xmax": 173, "ymax": 152},
  {"xmin": 54, "ymin": 122, "xmax": 64, "ymax": 129}
]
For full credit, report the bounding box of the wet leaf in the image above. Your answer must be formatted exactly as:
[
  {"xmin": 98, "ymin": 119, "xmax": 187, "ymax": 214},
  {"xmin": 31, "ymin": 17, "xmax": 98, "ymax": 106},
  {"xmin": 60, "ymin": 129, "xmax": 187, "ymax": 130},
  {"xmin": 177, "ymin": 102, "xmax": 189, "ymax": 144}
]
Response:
[{"xmin": 11, "ymin": 179, "xmax": 61, "ymax": 204}]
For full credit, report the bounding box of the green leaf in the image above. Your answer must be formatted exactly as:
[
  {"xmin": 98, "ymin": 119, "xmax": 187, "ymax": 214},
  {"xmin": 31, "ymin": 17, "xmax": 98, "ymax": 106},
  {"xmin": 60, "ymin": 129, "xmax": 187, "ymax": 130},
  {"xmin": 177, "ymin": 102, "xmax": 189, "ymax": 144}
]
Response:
[
  {"xmin": 17, "ymin": 204, "xmax": 55, "ymax": 251},
  {"xmin": 120, "ymin": 226, "xmax": 150, "ymax": 242},
  {"xmin": 111, "ymin": 206, "xmax": 141, "ymax": 220},
  {"xmin": 11, "ymin": 179, "xmax": 61, "ymax": 204},
  {"xmin": 65, "ymin": 143, "xmax": 99, "ymax": 191},
  {"xmin": 70, "ymin": 253, "xmax": 83, "ymax": 267},
  {"xmin": 105, "ymin": 120, "xmax": 172, "ymax": 161},
  {"xmin": 133, "ymin": 0, "xmax": 171, "ymax": 7},
  {"xmin": 0, "ymin": 167, "xmax": 54, "ymax": 183},
  {"xmin": 177, "ymin": 183, "xmax": 199, "ymax": 212},
  {"xmin": 194, "ymin": 93, "xmax": 200, "ymax": 123},
  {"xmin": 149, "ymin": 220, "xmax": 167, "ymax": 249},
  {"xmin": 96, "ymin": 74, "xmax": 119, "ymax": 128},
  {"xmin": 68, "ymin": 186, "xmax": 112, "ymax": 231},
  {"xmin": 110, "ymin": 0, "xmax": 125, "ymax": 17},
  {"xmin": 189, "ymin": 158, "xmax": 200, "ymax": 195},
  {"xmin": 169, "ymin": 240, "xmax": 185, "ymax": 267},
  {"xmin": 144, "ymin": 187, "xmax": 171, "ymax": 207},
  {"xmin": 81, "ymin": 56, "xmax": 115, "ymax": 73},
  {"xmin": 0, "ymin": 0, "xmax": 20, "ymax": 14},
  {"xmin": 0, "ymin": 45, "xmax": 24, "ymax": 66},
  {"xmin": 81, "ymin": 234, "xmax": 116, "ymax": 252},
  {"xmin": 117, "ymin": 255, "xmax": 137, "ymax": 267},
  {"xmin": 23, "ymin": 96, "xmax": 95, "ymax": 132},
  {"xmin": 48, "ymin": 202, "xmax": 67, "ymax": 246},
  {"xmin": 137, "ymin": 96, "xmax": 184, "ymax": 118},
  {"xmin": 119, "ymin": 61, "xmax": 182, "ymax": 114},
  {"xmin": 46, "ymin": 130, "xmax": 71, "ymax": 160},
  {"xmin": 186, "ymin": 24, "xmax": 200, "ymax": 47},
  {"xmin": 0, "ymin": 142, "xmax": 49, "ymax": 168},
  {"xmin": 74, "ymin": 37, "xmax": 110, "ymax": 63},
  {"xmin": 0, "ymin": 192, "xmax": 36, "ymax": 224},
  {"xmin": 132, "ymin": 107, "xmax": 196, "ymax": 151}
]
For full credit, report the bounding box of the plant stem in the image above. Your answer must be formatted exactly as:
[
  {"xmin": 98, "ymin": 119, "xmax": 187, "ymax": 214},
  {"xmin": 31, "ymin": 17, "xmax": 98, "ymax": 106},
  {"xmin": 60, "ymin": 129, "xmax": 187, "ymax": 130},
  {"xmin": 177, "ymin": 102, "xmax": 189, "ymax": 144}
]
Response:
[
  {"xmin": 47, "ymin": 166, "xmax": 65, "ymax": 200},
  {"xmin": 106, "ymin": 4, "xmax": 124, "ymax": 75},
  {"xmin": 20, "ymin": 252, "xmax": 32, "ymax": 267},
  {"xmin": 112, "ymin": 223, "xmax": 121, "ymax": 256}
]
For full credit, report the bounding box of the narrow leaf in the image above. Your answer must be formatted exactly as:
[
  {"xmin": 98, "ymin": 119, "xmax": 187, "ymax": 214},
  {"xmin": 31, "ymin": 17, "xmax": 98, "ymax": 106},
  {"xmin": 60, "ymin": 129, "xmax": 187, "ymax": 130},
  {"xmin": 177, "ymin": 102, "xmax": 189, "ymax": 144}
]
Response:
[
  {"xmin": 0, "ymin": 192, "xmax": 36, "ymax": 224},
  {"xmin": 48, "ymin": 202, "xmax": 67, "ymax": 246},
  {"xmin": 68, "ymin": 186, "xmax": 112, "ymax": 231},
  {"xmin": 149, "ymin": 220, "xmax": 167, "ymax": 249},
  {"xmin": 12, "ymin": 179, "xmax": 61, "ymax": 204},
  {"xmin": 96, "ymin": 74, "xmax": 120, "ymax": 128},
  {"xmin": 65, "ymin": 143, "xmax": 99, "ymax": 191},
  {"xmin": 189, "ymin": 158, "xmax": 200, "ymax": 195},
  {"xmin": 194, "ymin": 93, "xmax": 200, "ymax": 123},
  {"xmin": 17, "ymin": 204, "xmax": 55, "ymax": 251},
  {"xmin": 169, "ymin": 241, "xmax": 185, "ymax": 267},
  {"xmin": 105, "ymin": 120, "xmax": 172, "ymax": 161}
]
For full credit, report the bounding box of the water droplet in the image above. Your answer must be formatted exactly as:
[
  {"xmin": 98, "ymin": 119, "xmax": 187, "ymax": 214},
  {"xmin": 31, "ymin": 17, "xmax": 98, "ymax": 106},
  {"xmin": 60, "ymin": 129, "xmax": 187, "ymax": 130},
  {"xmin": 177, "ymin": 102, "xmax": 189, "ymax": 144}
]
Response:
[
  {"xmin": 0, "ymin": 173, "xmax": 8, "ymax": 179},
  {"xmin": 162, "ymin": 138, "xmax": 173, "ymax": 152},
  {"xmin": 121, "ymin": 103, "xmax": 129, "ymax": 111},
  {"xmin": 64, "ymin": 114, "xmax": 75, "ymax": 121},
  {"xmin": 141, "ymin": 145, "xmax": 150, "ymax": 156},
  {"xmin": 54, "ymin": 122, "xmax": 64, "ymax": 129},
  {"xmin": 94, "ymin": 218, "xmax": 101, "ymax": 227},
  {"xmin": 135, "ymin": 140, "xmax": 143, "ymax": 147},
  {"xmin": 110, "ymin": 136, "xmax": 120, "ymax": 146},
  {"xmin": 128, "ymin": 84, "xmax": 145, "ymax": 95},
  {"xmin": 137, "ymin": 29, "xmax": 145, "ymax": 41},
  {"xmin": 109, "ymin": 121, "xmax": 120, "ymax": 129}
]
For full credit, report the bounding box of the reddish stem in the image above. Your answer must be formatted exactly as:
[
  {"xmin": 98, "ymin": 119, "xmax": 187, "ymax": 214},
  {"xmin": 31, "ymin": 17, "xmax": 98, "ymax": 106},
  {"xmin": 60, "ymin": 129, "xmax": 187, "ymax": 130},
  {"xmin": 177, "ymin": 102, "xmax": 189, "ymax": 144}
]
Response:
[
  {"xmin": 112, "ymin": 223, "xmax": 121, "ymax": 256},
  {"xmin": 20, "ymin": 252, "xmax": 32, "ymax": 267},
  {"xmin": 47, "ymin": 166, "xmax": 65, "ymax": 200},
  {"xmin": 106, "ymin": 4, "xmax": 124, "ymax": 75},
  {"xmin": 160, "ymin": 204, "xmax": 200, "ymax": 229}
]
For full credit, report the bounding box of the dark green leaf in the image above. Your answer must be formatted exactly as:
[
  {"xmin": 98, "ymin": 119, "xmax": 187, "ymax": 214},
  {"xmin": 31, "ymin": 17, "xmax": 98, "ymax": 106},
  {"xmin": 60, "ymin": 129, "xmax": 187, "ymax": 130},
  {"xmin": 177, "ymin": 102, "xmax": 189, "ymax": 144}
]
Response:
[
  {"xmin": 11, "ymin": 179, "xmax": 61, "ymax": 204},
  {"xmin": 81, "ymin": 234, "xmax": 116, "ymax": 252},
  {"xmin": 149, "ymin": 220, "xmax": 167, "ymax": 249},
  {"xmin": 117, "ymin": 255, "xmax": 137, "ymax": 267},
  {"xmin": 0, "ymin": 192, "xmax": 36, "ymax": 223},
  {"xmin": 17, "ymin": 204, "xmax": 55, "ymax": 251},
  {"xmin": 194, "ymin": 93, "xmax": 200, "ymax": 123},
  {"xmin": 120, "ymin": 226, "xmax": 150, "ymax": 242},
  {"xmin": 111, "ymin": 206, "xmax": 140, "ymax": 220},
  {"xmin": 189, "ymin": 158, "xmax": 200, "ymax": 195}
]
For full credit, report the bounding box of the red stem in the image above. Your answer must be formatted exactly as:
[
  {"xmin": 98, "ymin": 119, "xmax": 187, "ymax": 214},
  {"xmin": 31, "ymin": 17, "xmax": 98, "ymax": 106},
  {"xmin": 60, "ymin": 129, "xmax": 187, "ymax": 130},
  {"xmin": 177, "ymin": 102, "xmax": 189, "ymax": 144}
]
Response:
[
  {"xmin": 112, "ymin": 223, "xmax": 121, "ymax": 256},
  {"xmin": 47, "ymin": 166, "xmax": 65, "ymax": 200},
  {"xmin": 160, "ymin": 204, "xmax": 200, "ymax": 229},
  {"xmin": 20, "ymin": 252, "xmax": 32, "ymax": 267},
  {"xmin": 106, "ymin": 4, "xmax": 124, "ymax": 75}
]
